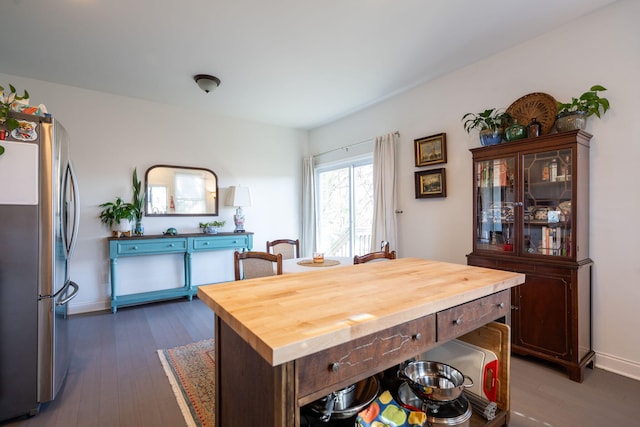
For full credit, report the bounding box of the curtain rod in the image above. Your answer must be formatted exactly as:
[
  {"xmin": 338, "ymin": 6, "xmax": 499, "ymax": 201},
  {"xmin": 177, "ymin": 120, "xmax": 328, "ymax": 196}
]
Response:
[{"xmin": 313, "ymin": 131, "xmax": 399, "ymax": 158}]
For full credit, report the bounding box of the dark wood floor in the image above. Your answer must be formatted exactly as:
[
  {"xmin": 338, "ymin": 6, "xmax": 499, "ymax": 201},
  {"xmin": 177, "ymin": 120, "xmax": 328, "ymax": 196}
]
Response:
[{"xmin": 3, "ymin": 298, "xmax": 639, "ymax": 426}]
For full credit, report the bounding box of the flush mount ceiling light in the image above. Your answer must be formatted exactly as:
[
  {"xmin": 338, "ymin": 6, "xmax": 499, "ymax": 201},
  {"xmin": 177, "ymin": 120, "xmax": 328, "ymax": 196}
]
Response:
[{"xmin": 194, "ymin": 74, "xmax": 221, "ymax": 93}]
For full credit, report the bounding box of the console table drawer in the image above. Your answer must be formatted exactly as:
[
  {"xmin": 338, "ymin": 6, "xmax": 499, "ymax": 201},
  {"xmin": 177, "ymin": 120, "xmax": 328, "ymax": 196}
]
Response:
[
  {"xmin": 113, "ymin": 238, "xmax": 187, "ymax": 256},
  {"xmin": 437, "ymin": 290, "xmax": 509, "ymax": 342},
  {"xmin": 192, "ymin": 235, "xmax": 251, "ymax": 251},
  {"xmin": 296, "ymin": 314, "xmax": 436, "ymax": 398}
]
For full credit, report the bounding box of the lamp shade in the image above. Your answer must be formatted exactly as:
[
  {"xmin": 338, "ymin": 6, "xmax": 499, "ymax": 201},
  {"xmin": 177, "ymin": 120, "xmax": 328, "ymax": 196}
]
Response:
[{"xmin": 226, "ymin": 186, "xmax": 251, "ymax": 207}]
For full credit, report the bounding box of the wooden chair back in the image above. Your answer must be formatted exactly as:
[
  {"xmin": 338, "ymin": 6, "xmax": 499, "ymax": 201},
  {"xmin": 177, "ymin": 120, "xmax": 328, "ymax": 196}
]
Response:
[
  {"xmin": 353, "ymin": 250, "xmax": 397, "ymax": 265},
  {"xmin": 234, "ymin": 251, "xmax": 283, "ymax": 280},
  {"xmin": 380, "ymin": 240, "xmax": 390, "ymax": 253},
  {"xmin": 266, "ymin": 239, "xmax": 300, "ymax": 260}
]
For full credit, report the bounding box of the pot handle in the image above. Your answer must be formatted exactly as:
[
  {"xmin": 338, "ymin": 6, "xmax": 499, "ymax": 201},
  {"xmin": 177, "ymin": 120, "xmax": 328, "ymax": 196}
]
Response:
[
  {"xmin": 319, "ymin": 392, "xmax": 336, "ymax": 422},
  {"xmin": 462, "ymin": 375, "xmax": 474, "ymax": 389}
]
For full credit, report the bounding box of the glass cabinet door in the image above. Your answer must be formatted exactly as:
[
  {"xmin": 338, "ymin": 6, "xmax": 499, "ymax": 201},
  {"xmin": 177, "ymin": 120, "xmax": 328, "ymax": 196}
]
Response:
[
  {"xmin": 522, "ymin": 149, "xmax": 573, "ymax": 257},
  {"xmin": 475, "ymin": 157, "xmax": 516, "ymax": 252}
]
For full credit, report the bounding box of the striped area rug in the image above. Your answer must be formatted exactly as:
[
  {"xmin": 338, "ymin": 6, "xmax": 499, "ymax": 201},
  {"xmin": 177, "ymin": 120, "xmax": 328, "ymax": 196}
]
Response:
[{"xmin": 158, "ymin": 339, "xmax": 216, "ymax": 427}]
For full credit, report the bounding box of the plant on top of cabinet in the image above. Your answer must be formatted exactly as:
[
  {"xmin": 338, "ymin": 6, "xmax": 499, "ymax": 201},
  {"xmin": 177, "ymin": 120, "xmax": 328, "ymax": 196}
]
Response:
[
  {"xmin": 132, "ymin": 168, "xmax": 145, "ymax": 235},
  {"xmin": 555, "ymin": 85, "xmax": 610, "ymax": 132},
  {"xmin": 0, "ymin": 84, "xmax": 29, "ymax": 131},
  {"xmin": 462, "ymin": 108, "xmax": 511, "ymax": 146},
  {"xmin": 99, "ymin": 197, "xmax": 136, "ymax": 237}
]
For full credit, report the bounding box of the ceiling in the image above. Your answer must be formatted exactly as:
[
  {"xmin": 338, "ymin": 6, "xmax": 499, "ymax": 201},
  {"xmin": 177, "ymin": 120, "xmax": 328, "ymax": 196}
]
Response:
[{"xmin": 0, "ymin": 0, "xmax": 617, "ymax": 130}]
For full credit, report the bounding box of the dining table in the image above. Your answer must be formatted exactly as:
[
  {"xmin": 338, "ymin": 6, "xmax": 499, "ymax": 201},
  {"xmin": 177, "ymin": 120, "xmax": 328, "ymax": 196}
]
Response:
[{"xmin": 282, "ymin": 256, "xmax": 353, "ymax": 274}]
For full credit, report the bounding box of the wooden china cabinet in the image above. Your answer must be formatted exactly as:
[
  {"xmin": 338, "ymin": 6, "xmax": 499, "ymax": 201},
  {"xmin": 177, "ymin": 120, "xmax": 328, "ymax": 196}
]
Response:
[{"xmin": 466, "ymin": 130, "xmax": 594, "ymax": 382}]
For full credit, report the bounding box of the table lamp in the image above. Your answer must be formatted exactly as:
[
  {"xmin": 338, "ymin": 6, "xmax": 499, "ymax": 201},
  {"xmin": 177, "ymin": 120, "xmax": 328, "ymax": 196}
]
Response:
[{"xmin": 225, "ymin": 186, "xmax": 252, "ymax": 233}]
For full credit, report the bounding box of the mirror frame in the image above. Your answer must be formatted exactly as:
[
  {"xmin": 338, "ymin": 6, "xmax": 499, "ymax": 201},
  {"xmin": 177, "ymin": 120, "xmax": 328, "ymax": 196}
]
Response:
[{"xmin": 144, "ymin": 164, "xmax": 219, "ymax": 217}]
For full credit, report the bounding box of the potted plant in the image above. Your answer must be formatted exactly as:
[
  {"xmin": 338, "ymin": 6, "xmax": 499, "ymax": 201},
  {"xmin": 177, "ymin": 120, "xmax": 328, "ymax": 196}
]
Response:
[
  {"xmin": 132, "ymin": 168, "xmax": 145, "ymax": 235},
  {"xmin": 0, "ymin": 84, "xmax": 30, "ymax": 131},
  {"xmin": 99, "ymin": 197, "xmax": 137, "ymax": 236},
  {"xmin": 555, "ymin": 85, "xmax": 610, "ymax": 132},
  {"xmin": 199, "ymin": 220, "xmax": 225, "ymax": 234},
  {"xmin": 462, "ymin": 108, "xmax": 511, "ymax": 146}
]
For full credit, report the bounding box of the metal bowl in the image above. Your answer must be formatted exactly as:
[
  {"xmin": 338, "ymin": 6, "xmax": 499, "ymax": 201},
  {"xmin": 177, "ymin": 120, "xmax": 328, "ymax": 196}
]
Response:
[
  {"xmin": 399, "ymin": 360, "xmax": 473, "ymax": 402},
  {"xmin": 307, "ymin": 375, "xmax": 380, "ymax": 420}
]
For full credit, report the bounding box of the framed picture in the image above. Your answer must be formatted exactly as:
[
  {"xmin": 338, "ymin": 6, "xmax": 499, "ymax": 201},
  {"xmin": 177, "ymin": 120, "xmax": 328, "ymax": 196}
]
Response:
[
  {"xmin": 415, "ymin": 168, "xmax": 446, "ymax": 198},
  {"xmin": 414, "ymin": 133, "xmax": 447, "ymax": 167}
]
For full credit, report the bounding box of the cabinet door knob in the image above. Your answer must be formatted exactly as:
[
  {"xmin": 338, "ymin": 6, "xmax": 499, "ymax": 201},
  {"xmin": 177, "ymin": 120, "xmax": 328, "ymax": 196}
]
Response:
[
  {"xmin": 412, "ymin": 332, "xmax": 422, "ymax": 341},
  {"xmin": 511, "ymin": 305, "xmax": 519, "ymax": 311}
]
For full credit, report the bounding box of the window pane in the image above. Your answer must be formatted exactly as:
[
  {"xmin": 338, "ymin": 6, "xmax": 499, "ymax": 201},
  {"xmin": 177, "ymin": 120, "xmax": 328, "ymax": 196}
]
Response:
[
  {"xmin": 316, "ymin": 158, "xmax": 373, "ymax": 257},
  {"xmin": 353, "ymin": 163, "xmax": 373, "ymax": 255}
]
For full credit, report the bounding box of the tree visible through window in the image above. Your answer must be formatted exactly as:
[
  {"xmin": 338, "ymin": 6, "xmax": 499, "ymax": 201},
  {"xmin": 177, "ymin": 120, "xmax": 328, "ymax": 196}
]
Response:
[{"xmin": 316, "ymin": 157, "xmax": 373, "ymax": 257}]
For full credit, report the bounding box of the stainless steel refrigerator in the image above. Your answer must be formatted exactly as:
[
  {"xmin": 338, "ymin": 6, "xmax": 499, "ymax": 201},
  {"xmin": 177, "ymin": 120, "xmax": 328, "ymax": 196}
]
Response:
[{"xmin": 0, "ymin": 111, "xmax": 80, "ymax": 421}]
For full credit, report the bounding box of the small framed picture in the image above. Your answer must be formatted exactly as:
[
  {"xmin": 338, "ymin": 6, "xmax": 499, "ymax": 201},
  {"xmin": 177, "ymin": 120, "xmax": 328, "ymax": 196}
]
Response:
[
  {"xmin": 414, "ymin": 133, "xmax": 446, "ymax": 167},
  {"xmin": 415, "ymin": 168, "xmax": 446, "ymax": 198}
]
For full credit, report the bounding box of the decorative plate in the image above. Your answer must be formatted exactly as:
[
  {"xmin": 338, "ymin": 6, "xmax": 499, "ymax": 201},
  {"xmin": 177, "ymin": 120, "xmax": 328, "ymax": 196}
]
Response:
[
  {"xmin": 506, "ymin": 92, "xmax": 557, "ymax": 135},
  {"xmin": 10, "ymin": 120, "xmax": 38, "ymax": 141}
]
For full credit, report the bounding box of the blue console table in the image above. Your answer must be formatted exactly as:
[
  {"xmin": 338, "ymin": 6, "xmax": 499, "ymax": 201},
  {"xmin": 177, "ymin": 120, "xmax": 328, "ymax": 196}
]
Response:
[{"xmin": 108, "ymin": 232, "xmax": 253, "ymax": 313}]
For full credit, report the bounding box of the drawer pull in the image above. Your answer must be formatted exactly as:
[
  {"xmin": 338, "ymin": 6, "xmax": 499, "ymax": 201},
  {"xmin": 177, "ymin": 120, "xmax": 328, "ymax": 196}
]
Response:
[
  {"xmin": 498, "ymin": 302, "xmax": 505, "ymax": 309},
  {"xmin": 204, "ymin": 242, "xmax": 210, "ymax": 245},
  {"xmin": 329, "ymin": 362, "xmax": 340, "ymax": 372},
  {"xmin": 130, "ymin": 246, "xmax": 138, "ymax": 250},
  {"xmin": 412, "ymin": 332, "xmax": 422, "ymax": 341},
  {"xmin": 454, "ymin": 318, "xmax": 463, "ymax": 325},
  {"xmin": 169, "ymin": 244, "xmax": 175, "ymax": 247}
]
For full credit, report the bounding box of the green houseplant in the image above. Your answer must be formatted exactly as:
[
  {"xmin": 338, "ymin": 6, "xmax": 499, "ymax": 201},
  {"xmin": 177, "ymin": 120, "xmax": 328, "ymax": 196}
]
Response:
[
  {"xmin": 462, "ymin": 108, "xmax": 511, "ymax": 146},
  {"xmin": 555, "ymin": 85, "xmax": 610, "ymax": 132},
  {"xmin": 0, "ymin": 84, "xmax": 30, "ymax": 131},
  {"xmin": 132, "ymin": 168, "xmax": 146, "ymax": 235},
  {"xmin": 99, "ymin": 197, "xmax": 137, "ymax": 236}
]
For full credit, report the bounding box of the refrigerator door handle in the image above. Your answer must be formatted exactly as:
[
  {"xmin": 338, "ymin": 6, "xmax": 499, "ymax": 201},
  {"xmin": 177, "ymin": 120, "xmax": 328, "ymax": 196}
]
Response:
[
  {"xmin": 62, "ymin": 160, "xmax": 80, "ymax": 258},
  {"xmin": 56, "ymin": 281, "xmax": 79, "ymax": 307}
]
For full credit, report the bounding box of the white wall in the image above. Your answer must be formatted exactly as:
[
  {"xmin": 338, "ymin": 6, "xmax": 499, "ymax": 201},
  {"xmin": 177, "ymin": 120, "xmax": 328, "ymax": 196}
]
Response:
[
  {"xmin": 309, "ymin": 0, "xmax": 640, "ymax": 379},
  {"xmin": 0, "ymin": 72, "xmax": 306, "ymax": 314}
]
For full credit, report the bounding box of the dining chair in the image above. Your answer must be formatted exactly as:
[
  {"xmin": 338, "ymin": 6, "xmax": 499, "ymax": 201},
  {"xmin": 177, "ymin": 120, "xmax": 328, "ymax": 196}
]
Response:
[
  {"xmin": 234, "ymin": 251, "xmax": 283, "ymax": 280},
  {"xmin": 380, "ymin": 240, "xmax": 390, "ymax": 253},
  {"xmin": 266, "ymin": 239, "xmax": 300, "ymax": 260},
  {"xmin": 353, "ymin": 249, "xmax": 397, "ymax": 264}
]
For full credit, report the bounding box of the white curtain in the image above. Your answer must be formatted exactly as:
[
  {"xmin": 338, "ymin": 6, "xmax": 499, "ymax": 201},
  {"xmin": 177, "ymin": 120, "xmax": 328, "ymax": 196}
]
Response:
[
  {"xmin": 301, "ymin": 156, "xmax": 316, "ymax": 257},
  {"xmin": 371, "ymin": 133, "xmax": 398, "ymax": 253}
]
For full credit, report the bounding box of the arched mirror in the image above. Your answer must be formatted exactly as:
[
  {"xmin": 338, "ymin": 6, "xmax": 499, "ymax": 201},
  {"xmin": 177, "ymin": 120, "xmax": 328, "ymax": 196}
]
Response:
[{"xmin": 145, "ymin": 165, "xmax": 218, "ymax": 216}]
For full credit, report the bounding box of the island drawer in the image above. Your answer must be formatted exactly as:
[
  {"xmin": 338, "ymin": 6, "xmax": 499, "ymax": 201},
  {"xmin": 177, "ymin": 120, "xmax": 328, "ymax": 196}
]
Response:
[
  {"xmin": 111, "ymin": 238, "xmax": 188, "ymax": 256},
  {"xmin": 436, "ymin": 290, "xmax": 509, "ymax": 342},
  {"xmin": 296, "ymin": 314, "xmax": 436, "ymax": 399}
]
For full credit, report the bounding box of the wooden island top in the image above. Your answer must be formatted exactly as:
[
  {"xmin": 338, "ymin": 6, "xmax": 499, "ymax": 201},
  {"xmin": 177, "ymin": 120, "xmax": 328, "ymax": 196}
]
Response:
[{"xmin": 197, "ymin": 257, "xmax": 525, "ymax": 366}]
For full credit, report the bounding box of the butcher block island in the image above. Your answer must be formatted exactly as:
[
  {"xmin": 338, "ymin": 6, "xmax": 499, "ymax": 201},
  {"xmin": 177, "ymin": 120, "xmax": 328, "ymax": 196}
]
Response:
[{"xmin": 197, "ymin": 257, "xmax": 525, "ymax": 427}]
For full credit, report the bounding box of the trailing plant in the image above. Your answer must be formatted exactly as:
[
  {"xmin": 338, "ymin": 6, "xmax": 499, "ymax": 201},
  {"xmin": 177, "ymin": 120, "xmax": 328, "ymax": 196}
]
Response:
[
  {"xmin": 556, "ymin": 85, "xmax": 610, "ymax": 118},
  {"xmin": 462, "ymin": 108, "xmax": 511, "ymax": 133},
  {"xmin": 99, "ymin": 197, "xmax": 137, "ymax": 228},
  {"xmin": 132, "ymin": 168, "xmax": 145, "ymax": 222},
  {"xmin": 199, "ymin": 220, "xmax": 226, "ymax": 229},
  {"xmin": 0, "ymin": 84, "xmax": 30, "ymax": 131}
]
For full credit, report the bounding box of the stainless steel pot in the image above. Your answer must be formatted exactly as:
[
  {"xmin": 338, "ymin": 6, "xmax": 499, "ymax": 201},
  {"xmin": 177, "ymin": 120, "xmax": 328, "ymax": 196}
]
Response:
[
  {"xmin": 399, "ymin": 360, "xmax": 473, "ymax": 402},
  {"xmin": 306, "ymin": 375, "xmax": 379, "ymax": 421}
]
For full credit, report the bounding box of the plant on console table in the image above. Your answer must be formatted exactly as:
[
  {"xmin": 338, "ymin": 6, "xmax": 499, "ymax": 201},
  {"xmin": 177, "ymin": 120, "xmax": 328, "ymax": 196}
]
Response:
[
  {"xmin": 462, "ymin": 108, "xmax": 511, "ymax": 146},
  {"xmin": 555, "ymin": 85, "xmax": 610, "ymax": 132},
  {"xmin": 199, "ymin": 220, "xmax": 226, "ymax": 234},
  {"xmin": 99, "ymin": 197, "xmax": 137, "ymax": 237},
  {"xmin": 132, "ymin": 168, "xmax": 146, "ymax": 235}
]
